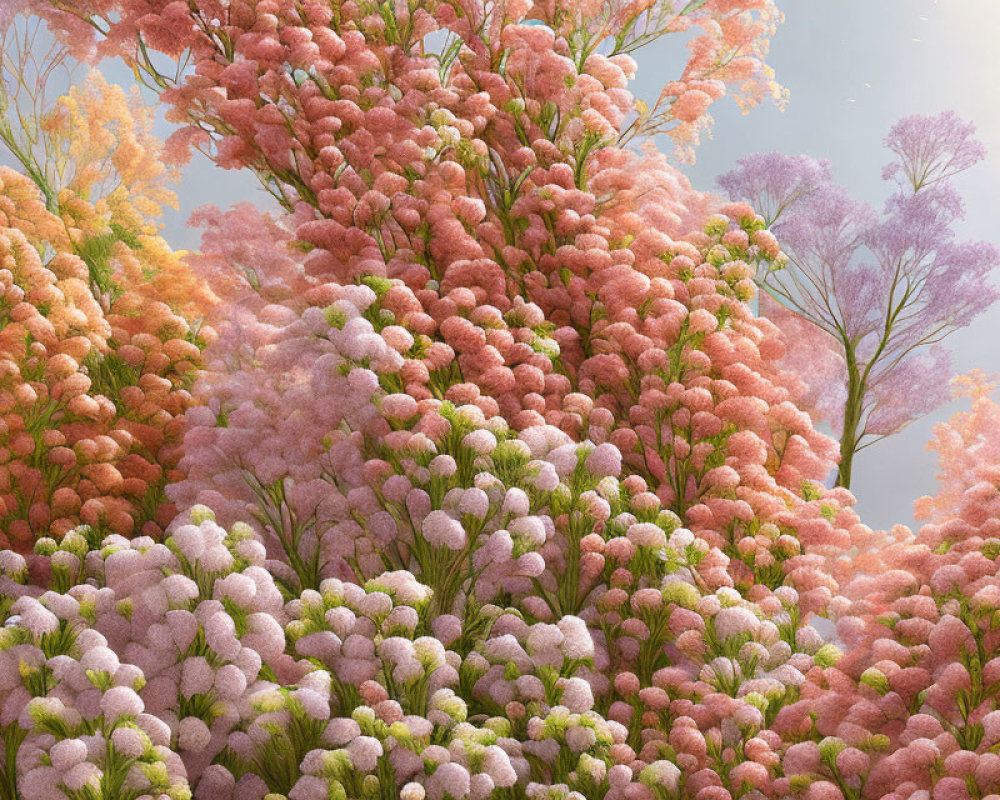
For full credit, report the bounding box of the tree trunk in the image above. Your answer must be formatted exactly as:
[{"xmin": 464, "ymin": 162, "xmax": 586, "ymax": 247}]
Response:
[{"xmin": 835, "ymin": 351, "xmax": 865, "ymax": 490}]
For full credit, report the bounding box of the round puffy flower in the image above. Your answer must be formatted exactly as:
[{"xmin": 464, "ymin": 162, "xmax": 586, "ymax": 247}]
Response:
[
  {"xmin": 171, "ymin": 524, "xmax": 206, "ymax": 561},
  {"xmin": 347, "ymin": 735, "xmax": 383, "ymax": 771},
  {"xmin": 558, "ymin": 677, "xmax": 595, "ymax": 713},
  {"xmin": 836, "ymin": 747, "xmax": 869, "ymax": 778},
  {"xmin": 63, "ymin": 761, "xmax": 101, "ymax": 792},
  {"xmin": 432, "ymin": 615, "xmax": 463, "ymax": 646},
  {"xmin": 463, "ymin": 429, "xmax": 498, "ymax": 455},
  {"xmin": 502, "ymin": 489, "xmax": 530, "ymax": 517},
  {"xmin": 325, "ymin": 718, "xmax": 362, "ymax": 746},
  {"xmin": 111, "ymin": 726, "xmax": 148, "ymax": 758},
  {"xmin": 181, "ymin": 656, "xmax": 214, "ymax": 698},
  {"xmin": 401, "ymin": 784, "xmax": 426, "ymax": 800},
  {"xmin": 429, "ymin": 456, "xmax": 458, "ymax": 477},
  {"xmin": 427, "ymin": 762, "xmax": 471, "ymax": 800},
  {"xmin": 80, "ymin": 646, "xmax": 120, "ymax": 675},
  {"xmin": 509, "ymin": 516, "xmax": 547, "ymax": 547},
  {"xmin": 178, "ymin": 716, "xmax": 212, "ymax": 750},
  {"xmin": 14, "ymin": 598, "xmax": 59, "ymax": 636},
  {"xmin": 558, "ymin": 616, "xmax": 595, "ymax": 660},
  {"xmin": 585, "ymin": 443, "xmax": 622, "ymax": 478},
  {"xmin": 627, "ymin": 523, "xmax": 667, "ymax": 549},
  {"xmin": 714, "ymin": 606, "xmax": 761, "ymax": 640},
  {"xmin": 458, "ymin": 488, "xmax": 491, "ymax": 520},
  {"xmin": 100, "ymin": 687, "xmax": 144, "ymax": 721},
  {"xmin": 49, "ymin": 739, "xmax": 88, "ymax": 771},
  {"xmin": 530, "ymin": 463, "xmax": 560, "ymax": 492},
  {"xmin": 640, "ymin": 760, "xmax": 681, "ymax": 792},
  {"xmin": 421, "ymin": 511, "xmax": 467, "ymax": 550}
]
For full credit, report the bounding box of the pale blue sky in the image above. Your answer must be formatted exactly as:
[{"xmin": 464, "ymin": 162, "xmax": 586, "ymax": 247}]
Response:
[{"xmin": 99, "ymin": 2, "xmax": 1000, "ymax": 535}]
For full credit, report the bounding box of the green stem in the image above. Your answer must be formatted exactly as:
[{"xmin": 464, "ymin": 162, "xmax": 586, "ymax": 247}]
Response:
[{"xmin": 835, "ymin": 345, "xmax": 865, "ymax": 490}]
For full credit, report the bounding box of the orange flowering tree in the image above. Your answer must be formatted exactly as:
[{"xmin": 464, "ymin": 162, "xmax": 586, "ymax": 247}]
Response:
[{"xmin": 0, "ymin": 14, "xmax": 210, "ymax": 558}]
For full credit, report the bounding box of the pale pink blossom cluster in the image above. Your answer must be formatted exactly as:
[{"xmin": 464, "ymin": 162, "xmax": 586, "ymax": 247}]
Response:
[
  {"xmin": 4, "ymin": 511, "xmax": 780, "ymax": 799},
  {"xmin": 0, "ymin": 566, "xmax": 190, "ymax": 800}
]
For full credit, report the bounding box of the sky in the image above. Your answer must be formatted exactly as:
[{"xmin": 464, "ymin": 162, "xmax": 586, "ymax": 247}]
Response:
[{"xmin": 53, "ymin": 2, "xmax": 1000, "ymax": 535}]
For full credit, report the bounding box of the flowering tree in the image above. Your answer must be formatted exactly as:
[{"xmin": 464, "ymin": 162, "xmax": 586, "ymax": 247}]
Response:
[
  {"xmin": 40, "ymin": 0, "xmax": 786, "ymax": 165},
  {"xmin": 0, "ymin": 1, "xmax": 869, "ymax": 797},
  {"xmin": 163, "ymin": 172, "xmax": 876, "ymax": 796},
  {"xmin": 769, "ymin": 373, "xmax": 1000, "ymax": 800},
  {"xmin": 913, "ymin": 369, "xmax": 1000, "ymax": 529},
  {"xmin": 717, "ymin": 112, "xmax": 1000, "ymax": 489},
  {"xmin": 0, "ymin": 11, "xmax": 209, "ymax": 560}
]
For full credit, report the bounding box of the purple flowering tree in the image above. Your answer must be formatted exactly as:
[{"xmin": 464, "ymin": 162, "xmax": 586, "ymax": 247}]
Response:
[{"xmin": 718, "ymin": 111, "xmax": 1000, "ymax": 489}]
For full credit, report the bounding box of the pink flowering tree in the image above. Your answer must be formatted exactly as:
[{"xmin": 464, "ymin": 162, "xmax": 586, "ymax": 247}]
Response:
[
  {"xmin": 718, "ymin": 112, "xmax": 1000, "ymax": 489},
  {"xmin": 766, "ymin": 373, "xmax": 1000, "ymax": 800},
  {"xmin": 115, "ymin": 3, "xmax": 881, "ymax": 793},
  {"xmin": 40, "ymin": 0, "xmax": 786, "ymax": 164}
]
